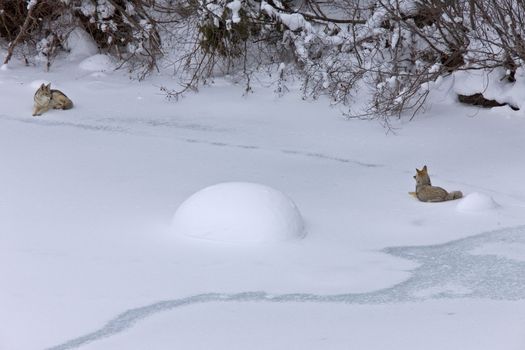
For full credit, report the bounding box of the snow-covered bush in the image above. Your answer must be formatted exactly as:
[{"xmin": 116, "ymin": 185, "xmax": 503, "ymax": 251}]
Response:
[
  {"xmin": 1, "ymin": 0, "xmax": 160, "ymax": 77},
  {"xmin": 162, "ymin": 0, "xmax": 290, "ymax": 96},
  {"xmin": 72, "ymin": 0, "xmax": 161, "ymax": 77},
  {"xmin": 167, "ymin": 0, "xmax": 525, "ymax": 121},
  {"xmin": 164, "ymin": 0, "xmax": 464, "ymax": 117},
  {"xmin": 3, "ymin": 0, "xmax": 525, "ymax": 120},
  {"xmin": 0, "ymin": 0, "xmax": 71, "ymax": 68}
]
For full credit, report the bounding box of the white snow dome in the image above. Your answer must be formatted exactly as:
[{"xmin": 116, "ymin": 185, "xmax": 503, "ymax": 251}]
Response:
[
  {"xmin": 456, "ymin": 192, "xmax": 499, "ymax": 213},
  {"xmin": 171, "ymin": 182, "xmax": 305, "ymax": 244}
]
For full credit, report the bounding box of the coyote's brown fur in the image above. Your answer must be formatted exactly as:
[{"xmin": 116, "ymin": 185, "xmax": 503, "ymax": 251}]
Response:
[
  {"xmin": 33, "ymin": 83, "xmax": 73, "ymax": 116},
  {"xmin": 412, "ymin": 165, "xmax": 463, "ymax": 202}
]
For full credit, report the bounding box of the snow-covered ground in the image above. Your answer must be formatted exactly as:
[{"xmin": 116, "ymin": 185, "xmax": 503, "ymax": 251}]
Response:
[{"xmin": 1, "ymin": 53, "xmax": 525, "ymax": 350}]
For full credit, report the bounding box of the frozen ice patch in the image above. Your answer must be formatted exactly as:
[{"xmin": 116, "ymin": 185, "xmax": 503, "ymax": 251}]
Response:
[
  {"xmin": 412, "ymin": 283, "xmax": 472, "ymax": 298},
  {"xmin": 48, "ymin": 226, "xmax": 525, "ymax": 350},
  {"xmin": 79, "ymin": 54, "xmax": 116, "ymax": 72},
  {"xmin": 384, "ymin": 225, "xmax": 525, "ymax": 301},
  {"xmin": 171, "ymin": 182, "xmax": 305, "ymax": 244},
  {"xmin": 470, "ymin": 242, "xmax": 525, "ymax": 262},
  {"xmin": 456, "ymin": 192, "xmax": 499, "ymax": 213}
]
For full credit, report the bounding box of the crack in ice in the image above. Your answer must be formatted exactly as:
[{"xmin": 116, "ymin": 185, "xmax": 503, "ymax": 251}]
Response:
[
  {"xmin": 0, "ymin": 114, "xmax": 383, "ymax": 169},
  {"xmin": 47, "ymin": 226, "xmax": 525, "ymax": 350}
]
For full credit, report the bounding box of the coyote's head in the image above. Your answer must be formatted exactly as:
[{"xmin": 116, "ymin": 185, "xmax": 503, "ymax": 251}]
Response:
[
  {"xmin": 414, "ymin": 165, "xmax": 431, "ymax": 186},
  {"xmin": 34, "ymin": 83, "xmax": 52, "ymax": 105}
]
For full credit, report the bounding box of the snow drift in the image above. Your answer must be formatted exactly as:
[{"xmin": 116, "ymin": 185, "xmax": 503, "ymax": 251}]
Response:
[
  {"xmin": 171, "ymin": 182, "xmax": 305, "ymax": 244},
  {"xmin": 456, "ymin": 192, "xmax": 499, "ymax": 213}
]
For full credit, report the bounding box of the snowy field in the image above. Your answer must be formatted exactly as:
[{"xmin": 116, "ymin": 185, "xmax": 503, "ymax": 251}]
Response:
[{"xmin": 1, "ymin": 53, "xmax": 525, "ymax": 349}]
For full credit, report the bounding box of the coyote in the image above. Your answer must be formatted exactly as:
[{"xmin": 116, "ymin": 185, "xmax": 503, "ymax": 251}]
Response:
[
  {"xmin": 411, "ymin": 165, "xmax": 463, "ymax": 202},
  {"xmin": 33, "ymin": 83, "xmax": 73, "ymax": 116}
]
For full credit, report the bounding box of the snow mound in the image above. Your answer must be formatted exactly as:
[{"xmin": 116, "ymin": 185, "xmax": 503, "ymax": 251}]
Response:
[
  {"xmin": 79, "ymin": 54, "xmax": 116, "ymax": 72},
  {"xmin": 456, "ymin": 192, "xmax": 499, "ymax": 213},
  {"xmin": 453, "ymin": 69, "xmax": 521, "ymax": 110},
  {"xmin": 64, "ymin": 28, "xmax": 99, "ymax": 60},
  {"xmin": 171, "ymin": 182, "xmax": 305, "ymax": 244}
]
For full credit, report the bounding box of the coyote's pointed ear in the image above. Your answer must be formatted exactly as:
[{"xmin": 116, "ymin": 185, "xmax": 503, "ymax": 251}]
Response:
[
  {"xmin": 422, "ymin": 165, "xmax": 428, "ymax": 172},
  {"xmin": 45, "ymin": 83, "xmax": 51, "ymax": 89},
  {"xmin": 39, "ymin": 83, "xmax": 45, "ymax": 89}
]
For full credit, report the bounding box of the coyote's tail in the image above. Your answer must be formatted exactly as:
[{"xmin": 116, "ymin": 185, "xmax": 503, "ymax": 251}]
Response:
[
  {"xmin": 63, "ymin": 99, "xmax": 74, "ymax": 110},
  {"xmin": 446, "ymin": 191, "xmax": 463, "ymax": 201}
]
